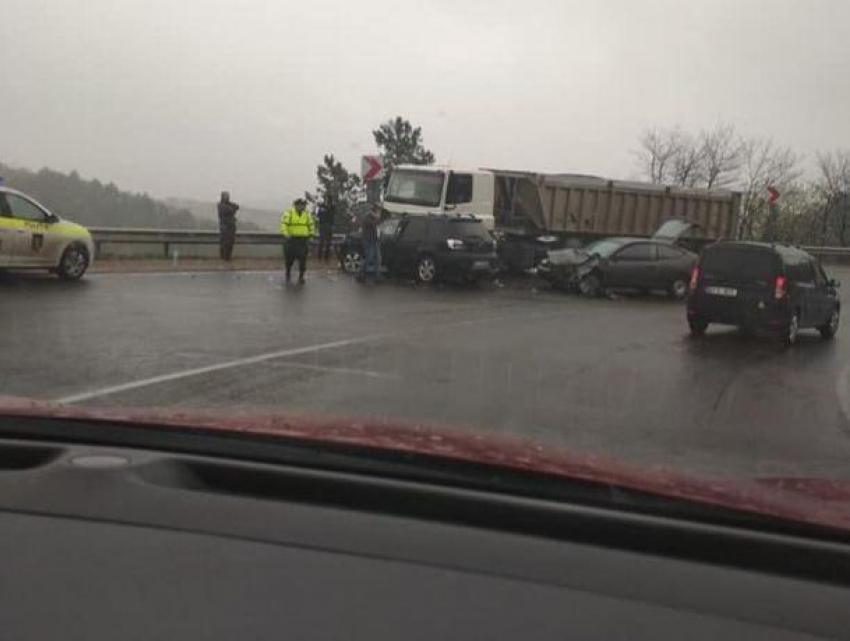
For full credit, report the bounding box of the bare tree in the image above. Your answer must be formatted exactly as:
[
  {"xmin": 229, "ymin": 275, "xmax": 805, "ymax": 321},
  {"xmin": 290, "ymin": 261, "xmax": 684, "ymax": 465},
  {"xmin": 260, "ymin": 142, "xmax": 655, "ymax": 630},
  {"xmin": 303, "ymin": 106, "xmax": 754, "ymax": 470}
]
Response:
[
  {"xmin": 634, "ymin": 127, "xmax": 680, "ymax": 184},
  {"xmin": 737, "ymin": 137, "xmax": 802, "ymax": 239},
  {"xmin": 669, "ymin": 130, "xmax": 706, "ymax": 187},
  {"xmin": 699, "ymin": 124, "xmax": 741, "ymax": 188},
  {"xmin": 815, "ymin": 150, "xmax": 850, "ymax": 245},
  {"xmin": 769, "ymin": 185, "xmax": 822, "ymax": 245},
  {"xmin": 636, "ymin": 124, "xmax": 740, "ymax": 189}
]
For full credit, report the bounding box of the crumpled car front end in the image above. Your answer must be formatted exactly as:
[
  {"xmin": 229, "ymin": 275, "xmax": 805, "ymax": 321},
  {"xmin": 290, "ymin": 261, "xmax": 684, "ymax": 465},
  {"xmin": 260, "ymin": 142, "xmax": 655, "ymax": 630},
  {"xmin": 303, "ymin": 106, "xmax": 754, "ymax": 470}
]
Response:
[{"xmin": 538, "ymin": 248, "xmax": 599, "ymax": 290}]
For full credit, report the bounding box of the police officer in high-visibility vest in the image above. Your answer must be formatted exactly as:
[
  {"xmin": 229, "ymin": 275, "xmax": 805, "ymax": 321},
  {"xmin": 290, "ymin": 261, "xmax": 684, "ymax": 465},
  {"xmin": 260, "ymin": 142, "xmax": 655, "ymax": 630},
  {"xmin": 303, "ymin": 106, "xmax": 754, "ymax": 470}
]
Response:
[{"xmin": 280, "ymin": 198, "xmax": 316, "ymax": 284}]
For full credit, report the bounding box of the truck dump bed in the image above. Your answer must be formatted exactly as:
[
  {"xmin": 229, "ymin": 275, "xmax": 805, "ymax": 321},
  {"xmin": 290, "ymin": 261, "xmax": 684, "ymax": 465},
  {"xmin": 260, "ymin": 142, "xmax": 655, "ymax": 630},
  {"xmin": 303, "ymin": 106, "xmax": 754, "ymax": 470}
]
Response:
[{"xmin": 491, "ymin": 171, "xmax": 740, "ymax": 240}]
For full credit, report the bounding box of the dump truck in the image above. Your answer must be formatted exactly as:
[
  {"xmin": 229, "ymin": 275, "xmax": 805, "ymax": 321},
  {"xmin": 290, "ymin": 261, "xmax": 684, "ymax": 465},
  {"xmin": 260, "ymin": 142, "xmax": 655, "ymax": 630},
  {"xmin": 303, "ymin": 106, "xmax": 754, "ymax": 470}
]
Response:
[{"xmin": 382, "ymin": 165, "xmax": 741, "ymax": 270}]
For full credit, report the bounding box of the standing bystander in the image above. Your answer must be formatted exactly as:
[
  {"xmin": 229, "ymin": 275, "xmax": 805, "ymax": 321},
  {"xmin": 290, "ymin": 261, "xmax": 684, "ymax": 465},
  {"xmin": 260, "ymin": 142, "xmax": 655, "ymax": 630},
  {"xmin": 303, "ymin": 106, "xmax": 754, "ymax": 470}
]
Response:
[
  {"xmin": 217, "ymin": 191, "xmax": 239, "ymax": 262},
  {"xmin": 358, "ymin": 204, "xmax": 382, "ymax": 283}
]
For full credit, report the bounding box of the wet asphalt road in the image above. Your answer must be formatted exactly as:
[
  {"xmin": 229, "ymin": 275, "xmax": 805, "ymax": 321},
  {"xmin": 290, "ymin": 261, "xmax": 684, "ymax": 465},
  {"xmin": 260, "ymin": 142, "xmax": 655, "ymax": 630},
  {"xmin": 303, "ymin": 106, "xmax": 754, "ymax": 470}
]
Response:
[{"xmin": 3, "ymin": 266, "xmax": 850, "ymax": 477}]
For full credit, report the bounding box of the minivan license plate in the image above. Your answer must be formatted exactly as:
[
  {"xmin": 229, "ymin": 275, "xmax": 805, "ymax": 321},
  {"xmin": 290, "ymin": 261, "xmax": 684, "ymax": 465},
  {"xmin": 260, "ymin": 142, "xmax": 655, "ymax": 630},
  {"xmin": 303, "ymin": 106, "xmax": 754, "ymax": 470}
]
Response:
[
  {"xmin": 473, "ymin": 261, "xmax": 491, "ymax": 270},
  {"xmin": 705, "ymin": 286, "xmax": 738, "ymax": 297}
]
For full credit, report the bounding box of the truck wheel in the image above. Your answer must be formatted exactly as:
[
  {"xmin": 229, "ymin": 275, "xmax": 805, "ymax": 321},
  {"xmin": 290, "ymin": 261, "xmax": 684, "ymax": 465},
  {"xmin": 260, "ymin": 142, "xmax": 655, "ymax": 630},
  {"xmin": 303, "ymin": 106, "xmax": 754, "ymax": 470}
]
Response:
[
  {"xmin": 819, "ymin": 308, "xmax": 840, "ymax": 340},
  {"xmin": 668, "ymin": 279, "xmax": 689, "ymax": 300},
  {"xmin": 341, "ymin": 250, "xmax": 362, "ymax": 274},
  {"xmin": 416, "ymin": 255, "xmax": 437, "ymax": 283},
  {"xmin": 57, "ymin": 244, "xmax": 90, "ymax": 280},
  {"xmin": 578, "ymin": 273, "xmax": 601, "ymax": 298},
  {"xmin": 780, "ymin": 312, "xmax": 800, "ymax": 347}
]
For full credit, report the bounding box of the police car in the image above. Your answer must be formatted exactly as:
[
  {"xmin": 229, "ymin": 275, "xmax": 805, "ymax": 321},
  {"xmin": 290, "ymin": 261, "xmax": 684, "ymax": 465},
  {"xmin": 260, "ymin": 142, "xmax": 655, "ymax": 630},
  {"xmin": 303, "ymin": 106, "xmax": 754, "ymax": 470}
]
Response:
[{"xmin": 0, "ymin": 186, "xmax": 95, "ymax": 280}]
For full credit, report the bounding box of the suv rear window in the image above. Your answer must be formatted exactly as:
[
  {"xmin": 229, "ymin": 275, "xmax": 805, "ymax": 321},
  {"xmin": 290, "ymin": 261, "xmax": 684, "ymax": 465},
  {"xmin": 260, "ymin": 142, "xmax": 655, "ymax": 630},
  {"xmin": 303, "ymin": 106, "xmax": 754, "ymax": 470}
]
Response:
[
  {"xmin": 700, "ymin": 247, "xmax": 778, "ymax": 286},
  {"xmin": 444, "ymin": 219, "xmax": 490, "ymax": 239}
]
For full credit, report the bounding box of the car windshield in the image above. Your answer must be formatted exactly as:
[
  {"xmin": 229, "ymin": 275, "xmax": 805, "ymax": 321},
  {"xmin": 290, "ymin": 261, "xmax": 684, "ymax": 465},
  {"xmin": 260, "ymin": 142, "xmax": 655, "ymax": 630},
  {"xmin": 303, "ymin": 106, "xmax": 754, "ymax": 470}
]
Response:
[
  {"xmin": 385, "ymin": 170, "xmax": 445, "ymax": 207},
  {"xmin": 4, "ymin": 0, "xmax": 850, "ymax": 540},
  {"xmin": 585, "ymin": 239, "xmax": 627, "ymax": 258}
]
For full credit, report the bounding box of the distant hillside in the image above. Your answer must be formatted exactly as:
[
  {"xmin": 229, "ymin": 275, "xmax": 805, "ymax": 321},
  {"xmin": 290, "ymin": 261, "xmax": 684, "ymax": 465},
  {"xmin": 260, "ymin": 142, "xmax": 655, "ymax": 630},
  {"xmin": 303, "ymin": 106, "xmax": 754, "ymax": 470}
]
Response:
[
  {"xmin": 0, "ymin": 163, "xmax": 216, "ymax": 230},
  {"xmin": 166, "ymin": 198, "xmax": 274, "ymax": 231}
]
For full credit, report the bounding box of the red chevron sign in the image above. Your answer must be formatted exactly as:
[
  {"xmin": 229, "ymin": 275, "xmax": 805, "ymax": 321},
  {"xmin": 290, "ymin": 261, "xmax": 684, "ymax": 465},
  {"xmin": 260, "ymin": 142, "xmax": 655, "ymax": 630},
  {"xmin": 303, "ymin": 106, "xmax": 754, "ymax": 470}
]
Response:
[{"xmin": 361, "ymin": 155, "xmax": 384, "ymax": 182}]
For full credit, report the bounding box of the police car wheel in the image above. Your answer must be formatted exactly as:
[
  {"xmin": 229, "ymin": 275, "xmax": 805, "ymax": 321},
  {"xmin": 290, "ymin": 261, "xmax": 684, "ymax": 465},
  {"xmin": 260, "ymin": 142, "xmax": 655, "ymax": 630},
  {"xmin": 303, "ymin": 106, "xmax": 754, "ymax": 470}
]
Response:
[{"xmin": 57, "ymin": 245, "xmax": 90, "ymax": 280}]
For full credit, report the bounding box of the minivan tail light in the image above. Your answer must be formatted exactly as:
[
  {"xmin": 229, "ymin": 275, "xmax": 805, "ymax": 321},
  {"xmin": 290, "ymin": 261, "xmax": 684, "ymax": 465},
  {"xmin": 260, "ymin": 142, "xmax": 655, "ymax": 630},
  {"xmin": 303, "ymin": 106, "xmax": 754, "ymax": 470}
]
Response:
[
  {"xmin": 775, "ymin": 275, "xmax": 787, "ymax": 300},
  {"xmin": 689, "ymin": 267, "xmax": 700, "ymax": 292}
]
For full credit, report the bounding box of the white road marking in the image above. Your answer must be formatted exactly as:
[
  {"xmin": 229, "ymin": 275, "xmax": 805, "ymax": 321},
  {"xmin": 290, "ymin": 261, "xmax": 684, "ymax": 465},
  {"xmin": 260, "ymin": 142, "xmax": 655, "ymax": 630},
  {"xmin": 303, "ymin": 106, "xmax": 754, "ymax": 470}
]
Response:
[
  {"xmin": 55, "ymin": 333, "xmax": 392, "ymax": 405},
  {"xmin": 54, "ymin": 307, "xmax": 570, "ymax": 406}
]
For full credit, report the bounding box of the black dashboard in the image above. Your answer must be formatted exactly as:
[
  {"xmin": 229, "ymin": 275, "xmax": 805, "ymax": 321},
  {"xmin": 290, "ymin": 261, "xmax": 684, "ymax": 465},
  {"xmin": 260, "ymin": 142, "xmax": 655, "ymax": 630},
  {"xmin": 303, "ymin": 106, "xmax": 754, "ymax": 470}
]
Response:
[{"xmin": 1, "ymin": 417, "xmax": 849, "ymax": 640}]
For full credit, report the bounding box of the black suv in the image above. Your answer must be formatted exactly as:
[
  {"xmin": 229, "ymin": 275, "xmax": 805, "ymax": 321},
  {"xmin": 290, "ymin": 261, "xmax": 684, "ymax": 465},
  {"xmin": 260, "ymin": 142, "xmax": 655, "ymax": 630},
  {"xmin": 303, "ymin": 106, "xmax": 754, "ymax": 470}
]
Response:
[
  {"xmin": 338, "ymin": 215, "xmax": 498, "ymax": 283},
  {"xmin": 687, "ymin": 241, "xmax": 841, "ymax": 345}
]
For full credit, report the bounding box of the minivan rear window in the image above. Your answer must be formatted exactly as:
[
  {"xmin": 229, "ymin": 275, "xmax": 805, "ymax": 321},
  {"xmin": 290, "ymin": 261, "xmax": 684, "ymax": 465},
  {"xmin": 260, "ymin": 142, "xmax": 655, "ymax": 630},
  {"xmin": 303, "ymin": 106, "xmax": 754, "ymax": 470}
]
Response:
[{"xmin": 700, "ymin": 247, "xmax": 777, "ymax": 286}]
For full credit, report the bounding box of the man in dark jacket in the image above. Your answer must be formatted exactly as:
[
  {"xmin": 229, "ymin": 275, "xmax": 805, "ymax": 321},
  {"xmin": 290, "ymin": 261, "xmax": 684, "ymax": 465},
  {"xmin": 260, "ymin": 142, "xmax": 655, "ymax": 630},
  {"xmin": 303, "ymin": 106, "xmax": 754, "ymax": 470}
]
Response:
[
  {"xmin": 317, "ymin": 197, "xmax": 336, "ymax": 261},
  {"xmin": 357, "ymin": 204, "xmax": 382, "ymax": 283},
  {"xmin": 217, "ymin": 191, "xmax": 239, "ymax": 261}
]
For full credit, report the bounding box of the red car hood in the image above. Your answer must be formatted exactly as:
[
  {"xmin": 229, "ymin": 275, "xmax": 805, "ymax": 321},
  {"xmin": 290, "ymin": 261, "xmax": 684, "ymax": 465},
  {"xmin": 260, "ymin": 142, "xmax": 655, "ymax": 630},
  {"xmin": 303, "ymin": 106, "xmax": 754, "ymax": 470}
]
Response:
[{"xmin": 1, "ymin": 395, "xmax": 849, "ymax": 533}]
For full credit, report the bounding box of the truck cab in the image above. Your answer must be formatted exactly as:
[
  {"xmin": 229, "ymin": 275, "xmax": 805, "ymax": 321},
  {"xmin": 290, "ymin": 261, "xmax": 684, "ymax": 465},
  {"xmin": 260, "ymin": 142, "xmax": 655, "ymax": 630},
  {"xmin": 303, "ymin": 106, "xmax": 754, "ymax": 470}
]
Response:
[{"xmin": 383, "ymin": 166, "xmax": 495, "ymax": 229}]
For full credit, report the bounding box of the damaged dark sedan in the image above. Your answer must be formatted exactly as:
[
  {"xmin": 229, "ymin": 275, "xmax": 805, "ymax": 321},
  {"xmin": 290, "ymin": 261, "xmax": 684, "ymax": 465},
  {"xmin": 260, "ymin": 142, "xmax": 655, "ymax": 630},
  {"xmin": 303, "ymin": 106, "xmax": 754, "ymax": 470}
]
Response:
[{"xmin": 537, "ymin": 219, "xmax": 698, "ymax": 299}]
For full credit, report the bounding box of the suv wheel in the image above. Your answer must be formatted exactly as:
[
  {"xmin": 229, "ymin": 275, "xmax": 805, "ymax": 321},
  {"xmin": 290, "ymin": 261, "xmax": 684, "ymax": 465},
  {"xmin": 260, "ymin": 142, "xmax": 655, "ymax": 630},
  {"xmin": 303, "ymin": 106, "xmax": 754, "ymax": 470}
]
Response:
[
  {"xmin": 819, "ymin": 308, "xmax": 840, "ymax": 340},
  {"xmin": 341, "ymin": 250, "xmax": 362, "ymax": 274},
  {"xmin": 780, "ymin": 312, "xmax": 800, "ymax": 347},
  {"xmin": 416, "ymin": 255, "xmax": 437, "ymax": 283}
]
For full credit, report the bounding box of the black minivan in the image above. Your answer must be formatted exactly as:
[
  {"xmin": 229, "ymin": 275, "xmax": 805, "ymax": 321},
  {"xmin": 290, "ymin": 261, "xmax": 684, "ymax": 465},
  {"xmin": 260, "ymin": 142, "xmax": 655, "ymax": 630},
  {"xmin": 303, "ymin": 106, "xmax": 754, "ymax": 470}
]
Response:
[{"xmin": 687, "ymin": 242, "xmax": 841, "ymax": 345}]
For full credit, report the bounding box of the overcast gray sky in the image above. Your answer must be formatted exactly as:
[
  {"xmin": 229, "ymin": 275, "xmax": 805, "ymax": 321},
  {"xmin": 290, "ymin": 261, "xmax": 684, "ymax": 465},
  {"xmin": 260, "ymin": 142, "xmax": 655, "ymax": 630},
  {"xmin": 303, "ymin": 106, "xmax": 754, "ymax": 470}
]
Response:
[{"xmin": 2, "ymin": 0, "xmax": 848, "ymax": 206}]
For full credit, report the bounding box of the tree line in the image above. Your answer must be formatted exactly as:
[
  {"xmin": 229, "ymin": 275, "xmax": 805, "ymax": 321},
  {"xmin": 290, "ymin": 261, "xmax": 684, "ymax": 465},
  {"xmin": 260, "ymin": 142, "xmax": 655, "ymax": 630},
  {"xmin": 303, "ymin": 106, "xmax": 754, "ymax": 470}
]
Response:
[
  {"xmin": 0, "ymin": 163, "xmax": 219, "ymax": 230},
  {"xmin": 633, "ymin": 124, "xmax": 850, "ymax": 246}
]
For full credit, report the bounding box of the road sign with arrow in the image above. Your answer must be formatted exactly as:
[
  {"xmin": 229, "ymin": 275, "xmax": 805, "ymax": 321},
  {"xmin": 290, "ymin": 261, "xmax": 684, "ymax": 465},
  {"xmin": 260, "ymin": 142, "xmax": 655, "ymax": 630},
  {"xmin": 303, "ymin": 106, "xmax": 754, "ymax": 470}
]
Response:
[{"xmin": 361, "ymin": 156, "xmax": 384, "ymax": 182}]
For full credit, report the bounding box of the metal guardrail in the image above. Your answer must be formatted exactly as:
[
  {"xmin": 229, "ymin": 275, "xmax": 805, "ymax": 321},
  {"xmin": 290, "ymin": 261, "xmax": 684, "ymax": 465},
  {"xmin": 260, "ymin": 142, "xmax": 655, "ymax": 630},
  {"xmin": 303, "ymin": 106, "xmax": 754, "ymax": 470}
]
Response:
[
  {"xmin": 90, "ymin": 228, "xmax": 344, "ymax": 258},
  {"xmin": 89, "ymin": 228, "xmax": 850, "ymax": 261},
  {"xmin": 802, "ymin": 246, "xmax": 850, "ymax": 257}
]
